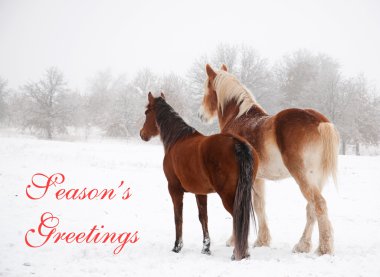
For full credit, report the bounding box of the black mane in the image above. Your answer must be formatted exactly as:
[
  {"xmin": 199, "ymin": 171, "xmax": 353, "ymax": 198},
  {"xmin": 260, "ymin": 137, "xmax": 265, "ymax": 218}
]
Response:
[{"xmin": 154, "ymin": 97, "xmax": 197, "ymax": 151}]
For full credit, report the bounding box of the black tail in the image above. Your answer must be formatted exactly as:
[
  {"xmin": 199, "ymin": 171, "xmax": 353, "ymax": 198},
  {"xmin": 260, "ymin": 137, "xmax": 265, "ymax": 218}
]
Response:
[{"xmin": 233, "ymin": 139, "xmax": 256, "ymax": 261}]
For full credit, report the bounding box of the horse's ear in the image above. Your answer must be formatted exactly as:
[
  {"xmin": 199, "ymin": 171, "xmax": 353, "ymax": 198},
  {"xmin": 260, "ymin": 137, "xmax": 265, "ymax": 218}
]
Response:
[
  {"xmin": 148, "ymin": 92, "xmax": 154, "ymax": 102},
  {"xmin": 206, "ymin": 64, "xmax": 217, "ymax": 80},
  {"xmin": 221, "ymin": 64, "xmax": 228, "ymax": 72},
  {"xmin": 160, "ymin": 92, "xmax": 165, "ymax": 99}
]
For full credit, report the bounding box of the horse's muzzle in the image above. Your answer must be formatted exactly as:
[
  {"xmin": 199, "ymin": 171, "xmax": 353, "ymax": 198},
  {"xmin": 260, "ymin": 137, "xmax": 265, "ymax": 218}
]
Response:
[
  {"xmin": 198, "ymin": 106, "xmax": 213, "ymax": 124},
  {"xmin": 198, "ymin": 108, "xmax": 207, "ymax": 123},
  {"xmin": 140, "ymin": 130, "xmax": 150, "ymax": 141}
]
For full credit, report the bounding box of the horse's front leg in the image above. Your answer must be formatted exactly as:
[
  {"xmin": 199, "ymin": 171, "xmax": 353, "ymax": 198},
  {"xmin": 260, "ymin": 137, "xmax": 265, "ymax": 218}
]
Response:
[
  {"xmin": 169, "ymin": 184, "xmax": 184, "ymax": 253},
  {"xmin": 253, "ymin": 178, "xmax": 271, "ymax": 247},
  {"xmin": 196, "ymin": 194, "xmax": 211, "ymax": 255}
]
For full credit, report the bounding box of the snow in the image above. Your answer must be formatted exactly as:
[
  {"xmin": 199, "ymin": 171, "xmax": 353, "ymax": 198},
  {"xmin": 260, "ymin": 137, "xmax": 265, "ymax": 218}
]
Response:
[{"xmin": 0, "ymin": 136, "xmax": 379, "ymax": 277}]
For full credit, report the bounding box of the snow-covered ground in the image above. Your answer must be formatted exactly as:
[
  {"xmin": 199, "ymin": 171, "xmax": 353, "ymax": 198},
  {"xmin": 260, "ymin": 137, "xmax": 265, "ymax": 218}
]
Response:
[{"xmin": 0, "ymin": 136, "xmax": 379, "ymax": 277}]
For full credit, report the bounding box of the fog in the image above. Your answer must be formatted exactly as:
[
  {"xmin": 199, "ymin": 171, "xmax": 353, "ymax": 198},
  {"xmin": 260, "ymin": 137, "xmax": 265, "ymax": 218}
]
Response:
[
  {"xmin": 1, "ymin": 0, "xmax": 379, "ymax": 91},
  {"xmin": 0, "ymin": 0, "xmax": 379, "ymax": 153}
]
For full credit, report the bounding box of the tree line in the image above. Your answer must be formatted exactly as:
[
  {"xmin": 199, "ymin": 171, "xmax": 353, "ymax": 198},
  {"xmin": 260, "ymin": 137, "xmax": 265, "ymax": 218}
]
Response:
[{"xmin": 0, "ymin": 44, "xmax": 379, "ymax": 154}]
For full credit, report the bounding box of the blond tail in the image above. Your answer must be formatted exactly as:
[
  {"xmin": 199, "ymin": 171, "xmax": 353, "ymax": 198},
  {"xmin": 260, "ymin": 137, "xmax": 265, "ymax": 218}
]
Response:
[{"xmin": 318, "ymin": 122, "xmax": 340, "ymax": 189}]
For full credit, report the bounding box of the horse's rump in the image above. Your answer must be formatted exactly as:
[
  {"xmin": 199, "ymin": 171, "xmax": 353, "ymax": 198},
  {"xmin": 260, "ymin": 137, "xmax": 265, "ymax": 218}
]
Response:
[
  {"xmin": 200, "ymin": 134, "xmax": 240, "ymax": 193},
  {"xmin": 273, "ymin": 108, "xmax": 339, "ymax": 187}
]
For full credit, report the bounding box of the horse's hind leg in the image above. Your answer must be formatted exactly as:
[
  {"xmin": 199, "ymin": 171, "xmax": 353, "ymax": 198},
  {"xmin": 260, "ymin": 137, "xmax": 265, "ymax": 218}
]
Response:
[
  {"xmin": 313, "ymin": 191, "xmax": 333, "ymax": 255},
  {"xmin": 226, "ymin": 178, "xmax": 271, "ymax": 248},
  {"xmin": 219, "ymin": 192, "xmax": 250, "ymax": 260},
  {"xmin": 292, "ymin": 174, "xmax": 333, "ymax": 255},
  {"xmin": 293, "ymin": 202, "xmax": 316, "ymax": 253},
  {"xmin": 253, "ymin": 178, "xmax": 271, "ymax": 247},
  {"xmin": 196, "ymin": 194, "xmax": 211, "ymax": 255},
  {"xmin": 226, "ymin": 232, "xmax": 234, "ymax": 247},
  {"xmin": 169, "ymin": 184, "xmax": 184, "ymax": 253}
]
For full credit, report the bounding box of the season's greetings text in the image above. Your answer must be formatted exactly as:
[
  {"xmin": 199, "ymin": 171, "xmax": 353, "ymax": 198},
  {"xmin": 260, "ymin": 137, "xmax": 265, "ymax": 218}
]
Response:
[{"xmin": 24, "ymin": 173, "xmax": 139, "ymax": 254}]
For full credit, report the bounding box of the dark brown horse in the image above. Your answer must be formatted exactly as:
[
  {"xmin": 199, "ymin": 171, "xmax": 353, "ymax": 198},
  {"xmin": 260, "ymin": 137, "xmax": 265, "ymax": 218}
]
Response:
[
  {"xmin": 140, "ymin": 92, "xmax": 258, "ymax": 260},
  {"xmin": 199, "ymin": 64, "xmax": 340, "ymax": 255}
]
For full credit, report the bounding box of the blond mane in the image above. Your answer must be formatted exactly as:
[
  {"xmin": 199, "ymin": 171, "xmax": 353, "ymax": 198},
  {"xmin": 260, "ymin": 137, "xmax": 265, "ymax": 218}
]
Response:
[{"xmin": 212, "ymin": 71, "xmax": 261, "ymax": 118}]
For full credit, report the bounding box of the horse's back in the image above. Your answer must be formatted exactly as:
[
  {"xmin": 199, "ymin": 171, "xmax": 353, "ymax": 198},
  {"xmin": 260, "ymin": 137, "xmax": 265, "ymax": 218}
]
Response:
[{"xmin": 275, "ymin": 108, "xmax": 329, "ymax": 128}]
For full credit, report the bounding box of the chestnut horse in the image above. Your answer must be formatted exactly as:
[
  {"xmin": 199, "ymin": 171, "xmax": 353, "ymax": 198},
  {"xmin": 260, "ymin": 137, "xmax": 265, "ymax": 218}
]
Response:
[
  {"xmin": 198, "ymin": 64, "xmax": 339, "ymax": 255},
  {"xmin": 140, "ymin": 92, "xmax": 258, "ymax": 260}
]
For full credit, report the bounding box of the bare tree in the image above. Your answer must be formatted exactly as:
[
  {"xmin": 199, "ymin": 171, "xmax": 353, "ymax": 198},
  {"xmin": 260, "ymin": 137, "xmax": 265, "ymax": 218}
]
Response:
[
  {"xmin": 87, "ymin": 70, "xmax": 115, "ymax": 127},
  {"xmin": 188, "ymin": 43, "xmax": 276, "ymax": 116},
  {"xmin": 187, "ymin": 44, "xmax": 239, "ymax": 100},
  {"xmin": 212, "ymin": 43, "xmax": 238, "ymax": 73},
  {"xmin": 86, "ymin": 70, "xmax": 130, "ymax": 137},
  {"xmin": 238, "ymin": 47, "xmax": 270, "ymax": 93},
  {"xmin": 237, "ymin": 46, "xmax": 276, "ymax": 112},
  {"xmin": 342, "ymin": 76, "xmax": 380, "ymax": 154},
  {"xmin": 187, "ymin": 55, "xmax": 208, "ymax": 96},
  {"xmin": 276, "ymin": 50, "xmax": 320, "ymax": 108},
  {"xmin": 158, "ymin": 73, "xmax": 190, "ymax": 117},
  {"xmin": 2, "ymin": 47, "xmax": 377, "ymax": 148},
  {"xmin": 0, "ymin": 77, "xmax": 8, "ymax": 124},
  {"xmin": 22, "ymin": 67, "xmax": 72, "ymax": 139},
  {"xmin": 276, "ymin": 50, "xmax": 380, "ymax": 154},
  {"xmin": 132, "ymin": 68, "xmax": 158, "ymax": 95}
]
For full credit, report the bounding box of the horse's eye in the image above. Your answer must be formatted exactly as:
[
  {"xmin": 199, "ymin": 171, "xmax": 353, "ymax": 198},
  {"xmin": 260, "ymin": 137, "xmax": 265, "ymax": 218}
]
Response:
[{"xmin": 145, "ymin": 110, "xmax": 149, "ymax": 115}]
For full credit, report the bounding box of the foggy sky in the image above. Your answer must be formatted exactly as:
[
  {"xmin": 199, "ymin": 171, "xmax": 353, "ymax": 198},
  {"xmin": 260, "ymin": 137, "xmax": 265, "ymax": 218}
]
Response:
[{"xmin": 0, "ymin": 0, "xmax": 379, "ymax": 92}]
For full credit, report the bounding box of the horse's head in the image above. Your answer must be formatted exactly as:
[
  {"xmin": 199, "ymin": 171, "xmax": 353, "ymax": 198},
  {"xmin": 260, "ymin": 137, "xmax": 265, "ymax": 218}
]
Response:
[
  {"xmin": 140, "ymin": 92, "xmax": 165, "ymax": 141},
  {"xmin": 198, "ymin": 64, "xmax": 227, "ymax": 123}
]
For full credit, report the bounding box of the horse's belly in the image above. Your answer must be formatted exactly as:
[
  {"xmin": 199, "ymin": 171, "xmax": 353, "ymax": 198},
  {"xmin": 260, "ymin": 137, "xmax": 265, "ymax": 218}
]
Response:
[
  {"xmin": 173, "ymin": 157, "xmax": 215, "ymax": 194},
  {"xmin": 258, "ymin": 142, "xmax": 290, "ymax": 181},
  {"xmin": 258, "ymin": 161, "xmax": 290, "ymax": 180},
  {"xmin": 181, "ymin": 179, "xmax": 216, "ymax": 194}
]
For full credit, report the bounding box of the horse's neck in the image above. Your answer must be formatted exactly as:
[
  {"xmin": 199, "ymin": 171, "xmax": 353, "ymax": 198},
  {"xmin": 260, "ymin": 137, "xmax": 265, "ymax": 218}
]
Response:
[
  {"xmin": 218, "ymin": 100, "xmax": 267, "ymax": 132},
  {"xmin": 156, "ymin": 112, "xmax": 197, "ymax": 152},
  {"xmin": 217, "ymin": 101, "xmax": 240, "ymax": 130}
]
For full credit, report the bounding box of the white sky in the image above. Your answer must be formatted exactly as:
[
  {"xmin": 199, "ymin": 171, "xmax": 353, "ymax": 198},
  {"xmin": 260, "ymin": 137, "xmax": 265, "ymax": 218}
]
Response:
[{"xmin": 0, "ymin": 0, "xmax": 379, "ymax": 92}]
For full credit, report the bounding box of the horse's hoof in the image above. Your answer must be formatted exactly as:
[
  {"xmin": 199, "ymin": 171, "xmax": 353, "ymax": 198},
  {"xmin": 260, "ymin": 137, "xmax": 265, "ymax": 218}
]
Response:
[
  {"xmin": 231, "ymin": 253, "xmax": 250, "ymax": 261},
  {"xmin": 315, "ymin": 243, "xmax": 334, "ymax": 256},
  {"xmin": 201, "ymin": 238, "xmax": 211, "ymax": 255},
  {"xmin": 293, "ymin": 240, "xmax": 312, "ymax": 253},
  {"xmin": 172, "ymin": 240, "xmax": 183, "ymax": 253},
  {"xmin": 253, "ymin": 239, "xmax": 270, "ymax": 248},
  {"xmin": 172, "ymin": 246, "xmax": 182, "ymax": 253},
  {"xmin": 201, "ymin": 248, "xmax": 211, "ymax": 255},
  {"xmin": 254, "ymin": 230, "xmax": 271, "ymax": 248}
]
